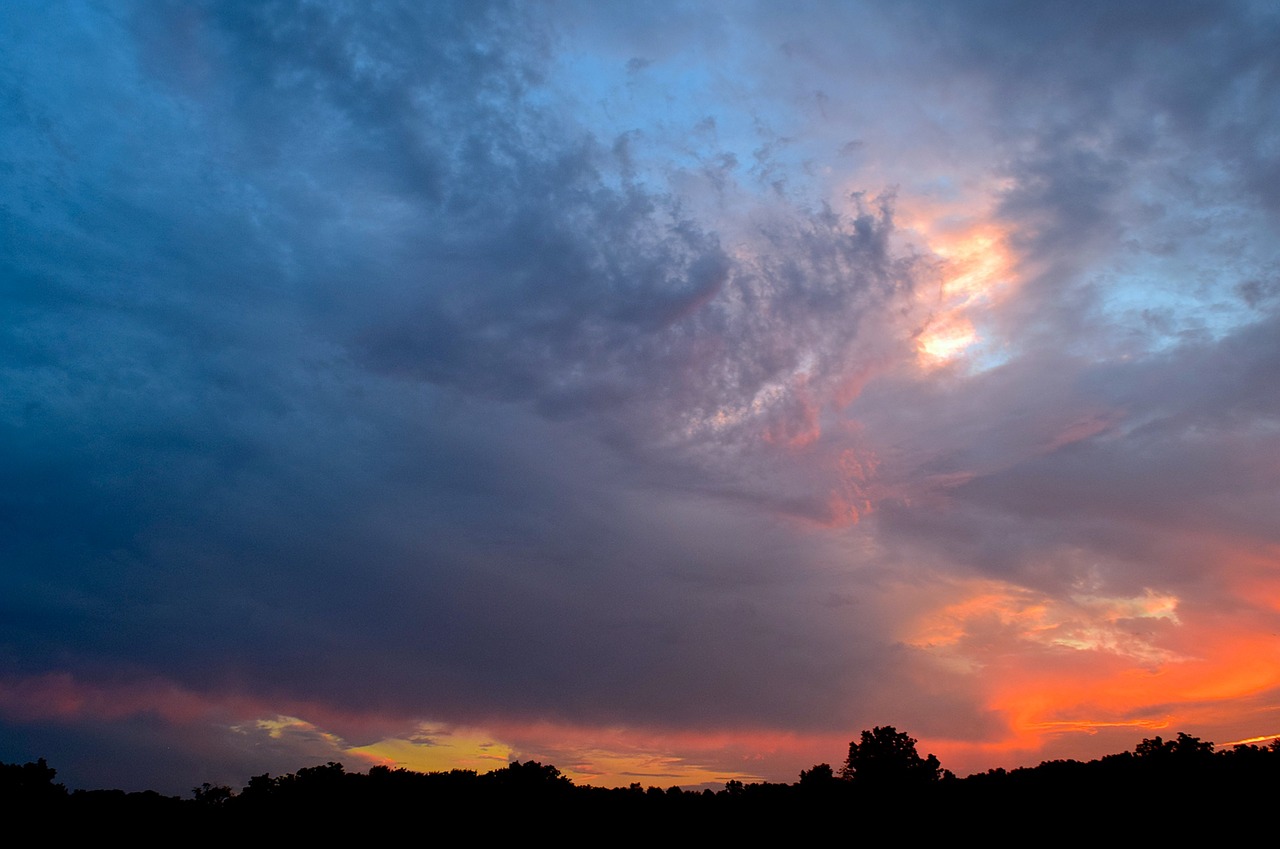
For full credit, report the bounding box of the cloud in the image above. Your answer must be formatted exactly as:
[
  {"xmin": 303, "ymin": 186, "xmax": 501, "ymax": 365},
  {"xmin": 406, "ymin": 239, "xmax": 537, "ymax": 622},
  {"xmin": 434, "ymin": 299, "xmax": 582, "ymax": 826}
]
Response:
[{"xmin": 2, "ymin": 0, "xmax": 1279, "ymax": 789}]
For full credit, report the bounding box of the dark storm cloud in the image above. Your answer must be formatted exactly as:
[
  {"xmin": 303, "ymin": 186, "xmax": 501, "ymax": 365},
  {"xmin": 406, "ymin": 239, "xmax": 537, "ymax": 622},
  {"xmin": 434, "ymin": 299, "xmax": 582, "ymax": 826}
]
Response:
[
  {"xmin": 4, "ymin": 1, "xmax": 1279, "ymax": 788},
  {"xmin": 0, "ymin": 0, "xmax": 924, "ymax": 752}
]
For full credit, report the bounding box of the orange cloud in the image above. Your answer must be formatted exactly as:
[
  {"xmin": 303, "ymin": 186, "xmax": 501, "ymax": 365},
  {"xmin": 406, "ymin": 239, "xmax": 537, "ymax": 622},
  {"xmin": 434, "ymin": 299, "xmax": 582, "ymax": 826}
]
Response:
[{"xmin": 906, "ymin": 569, "xmax": 1280, "ymax": 773}]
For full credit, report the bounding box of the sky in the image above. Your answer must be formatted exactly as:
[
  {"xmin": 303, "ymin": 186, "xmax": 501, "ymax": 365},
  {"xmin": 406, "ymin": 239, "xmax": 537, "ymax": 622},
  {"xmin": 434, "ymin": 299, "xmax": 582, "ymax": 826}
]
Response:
[{"xmin": 3, "ymin": 0, "xmax": 1280, "ymax": 794}]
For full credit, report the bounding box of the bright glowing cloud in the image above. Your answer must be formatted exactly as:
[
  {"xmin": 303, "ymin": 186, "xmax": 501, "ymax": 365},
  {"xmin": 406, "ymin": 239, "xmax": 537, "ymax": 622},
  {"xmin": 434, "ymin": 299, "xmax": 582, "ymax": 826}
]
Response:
[
  {"xmin": 907, "ymin": 580, "xmax": 1183, "ymax": 668},
  {"xmin": 907, "ymin": 214, "xmax": 1019, "ymax": 368}
]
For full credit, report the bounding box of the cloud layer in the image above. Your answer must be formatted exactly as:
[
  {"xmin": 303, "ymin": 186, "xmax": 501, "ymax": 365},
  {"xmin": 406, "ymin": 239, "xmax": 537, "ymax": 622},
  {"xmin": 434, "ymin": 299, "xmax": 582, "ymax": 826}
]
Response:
[{"xmin": 2, "ymin": 1, "xmax": 1278, "ymax": 791}]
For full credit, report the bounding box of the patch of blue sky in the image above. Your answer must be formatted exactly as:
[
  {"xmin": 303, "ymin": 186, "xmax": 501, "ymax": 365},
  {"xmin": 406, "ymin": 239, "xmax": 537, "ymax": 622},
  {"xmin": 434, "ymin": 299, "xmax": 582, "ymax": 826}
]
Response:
[
  {"xmin": 1095, "ymin": 268, "xmax": 1262, "ymax": 356},
  {"xmin": 1094, "ymin": 168, "xmax": 1280, "ymax": 355},
  {"xmin": 544, "ymin": 46, "xmax": 830, "ymax": 207},
  {"xmin": 961, "ymin": 325, "xmax": 1015, "ymax": 374}
]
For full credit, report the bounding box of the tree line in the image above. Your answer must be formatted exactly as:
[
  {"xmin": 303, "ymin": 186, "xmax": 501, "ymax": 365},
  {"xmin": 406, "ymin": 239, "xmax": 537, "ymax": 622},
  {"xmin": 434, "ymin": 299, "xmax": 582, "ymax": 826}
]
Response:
[{"xmin": 5, "ymin": 726, "xmax": 1279, "ymax": 837}]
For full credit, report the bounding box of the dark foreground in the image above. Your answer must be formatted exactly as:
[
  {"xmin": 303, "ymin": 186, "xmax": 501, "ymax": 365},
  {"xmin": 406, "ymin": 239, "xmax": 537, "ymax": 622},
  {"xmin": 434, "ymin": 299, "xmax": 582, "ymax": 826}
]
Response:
[{"xmin": 6, "ymin": 730, "xmax": 1278, "ymax": 840}]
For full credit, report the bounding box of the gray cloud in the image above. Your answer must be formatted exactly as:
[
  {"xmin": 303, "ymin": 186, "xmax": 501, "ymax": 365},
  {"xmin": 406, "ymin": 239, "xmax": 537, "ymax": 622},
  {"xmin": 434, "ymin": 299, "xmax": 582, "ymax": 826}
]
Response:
[{"xmin": 3, "ymin": 0, "xmax": 1279, "ymax": 788}]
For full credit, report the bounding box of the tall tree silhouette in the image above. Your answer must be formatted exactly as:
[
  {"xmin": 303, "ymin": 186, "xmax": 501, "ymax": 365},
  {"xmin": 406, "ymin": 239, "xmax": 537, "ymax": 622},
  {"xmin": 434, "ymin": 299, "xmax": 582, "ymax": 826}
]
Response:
[{"xmin": 841, "ymin": 726, "xmax": 944, "ymax": 785}]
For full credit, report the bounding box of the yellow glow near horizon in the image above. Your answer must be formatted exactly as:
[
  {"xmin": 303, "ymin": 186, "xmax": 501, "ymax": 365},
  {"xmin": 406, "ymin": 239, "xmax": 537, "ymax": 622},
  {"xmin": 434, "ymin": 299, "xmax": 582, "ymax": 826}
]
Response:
[
  {"xmin": 347, "ymin": 722, "xmax": 772, "ymax": 788},
  {"xmin": 1220, "ymin": 733, "xmax": 1280, "ymax": 748},
  {"xmin": 347, "ymin": 728, "xmax": 512, "ymax": 774}
]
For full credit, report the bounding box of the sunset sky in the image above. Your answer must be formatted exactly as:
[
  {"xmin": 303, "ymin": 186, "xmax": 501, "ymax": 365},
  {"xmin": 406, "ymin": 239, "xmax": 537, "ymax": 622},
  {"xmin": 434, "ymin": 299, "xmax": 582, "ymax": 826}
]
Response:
[{"xmin": 4, "ymin": 1, "xmax": 1280, "ymax": 794}]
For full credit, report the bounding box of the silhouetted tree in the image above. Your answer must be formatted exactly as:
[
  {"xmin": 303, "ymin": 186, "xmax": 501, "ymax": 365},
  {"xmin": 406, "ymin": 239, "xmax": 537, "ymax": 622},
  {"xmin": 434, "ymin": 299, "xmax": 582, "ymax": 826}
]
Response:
[
  {"xmin": 241, "ymin": 771, "xmax": 280, "ymax": 801},
  {"xmin": 485, "ymin": 760, "xmax": 572, "ymax": 796},
  {"xmin": 841, "ymin": 726, "xmax": 944, "ymax": 785},
  {"xmin": 0, "ymin": 757, "xmax": 66, "ymax": 804},
  {"xmin": 798, "ymin": 763, "xmax": 836, "ymax": 787},
  {"xmin": 1134, "ymin": 732, "xmax": 1214, "ymax": 763},
  {"xmin": 192, "ymin": 782, "xmax": 233, "ymax": 807}
]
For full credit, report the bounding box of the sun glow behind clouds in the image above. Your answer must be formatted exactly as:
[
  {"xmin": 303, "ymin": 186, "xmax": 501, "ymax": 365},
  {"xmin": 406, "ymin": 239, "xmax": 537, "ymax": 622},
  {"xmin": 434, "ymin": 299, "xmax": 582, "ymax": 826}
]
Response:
[
  {"xmin": 909, "ymin": 218, "xmax": 1018, "ymax": 368},
  {"xmin": 351, "ymin": 721, "xmax": 772, "ymax": 788},
  {"xmin": 347, "ymin": 726, "xmax": 512, "ymax": 774},
  {"xmin": 906, "ymin": 569, "xmax": 1280, "ymax": 773},
  {"xmin": 907, "ymin": 579, "xmax": 1183, "ymax": 666},
  {"xmin": 917, "ymin": 313, "xmax": 978, "ymax": 364}
]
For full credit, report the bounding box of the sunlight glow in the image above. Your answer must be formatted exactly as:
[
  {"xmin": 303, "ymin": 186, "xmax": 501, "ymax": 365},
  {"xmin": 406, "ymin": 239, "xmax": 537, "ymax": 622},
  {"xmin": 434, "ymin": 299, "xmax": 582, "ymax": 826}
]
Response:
[
  {"xmin": 910, "ymin": 568, "xmax": 1280, "ymax": 774},
  {"xmin": 907, "ymin": 218, "xmax": 1018, "ymax": 368},
  {"xmin": 349, "ymin": 721, "xmax": 780, "ymax": 788},
  {"xmin": 348, "ymin": 727, "xmax": 513, "ymax": 774},
  {"xmin": 907, "ymin": 580, "xmax": 1182, "ymax": 663}
]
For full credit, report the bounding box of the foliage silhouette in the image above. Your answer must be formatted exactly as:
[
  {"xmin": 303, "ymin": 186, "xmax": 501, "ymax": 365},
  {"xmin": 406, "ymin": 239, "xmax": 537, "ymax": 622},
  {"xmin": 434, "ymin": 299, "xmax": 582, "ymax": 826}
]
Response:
[
  {"xmin": 0, "ymin": 757, "xmax": 66, "ymax": 805},
  {"xmin": 1134, "ymin": 732, "xmax": 1214, "ymax": 762},
  {"xmin": 798, "ymin": 762, "xmax": 836, "ymax": 787},
  {"xmin": 192, "ymin": 782, "xmax": 233, "ymax": 807},
  {"xmin": 840, "ymin": 725, "xmax": 944, "ymax": 785},
  {"xmin": 7, "ymin": 726, "xmax": 1280, "ymax": 839}
]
